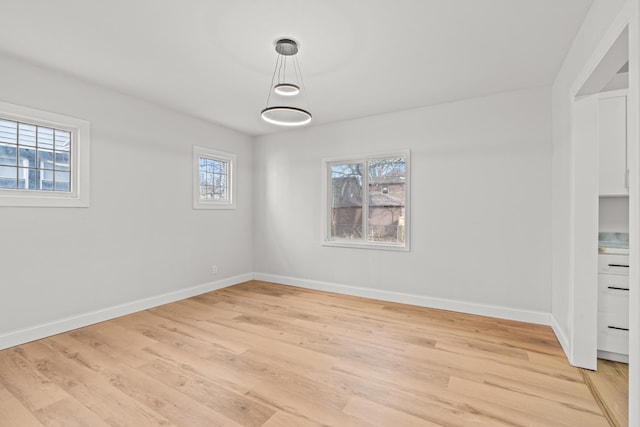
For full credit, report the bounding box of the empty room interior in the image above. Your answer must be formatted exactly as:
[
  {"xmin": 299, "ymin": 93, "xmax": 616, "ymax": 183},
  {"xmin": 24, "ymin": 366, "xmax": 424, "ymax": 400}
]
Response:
[{"xmin": 0, "ymin": 1, "xmax": 639, "ymax": 426}]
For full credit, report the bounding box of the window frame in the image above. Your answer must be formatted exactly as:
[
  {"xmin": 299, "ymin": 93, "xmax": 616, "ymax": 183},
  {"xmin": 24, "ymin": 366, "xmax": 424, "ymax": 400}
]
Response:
[
  {"xmin": 321, "ymin": 150, "xmax": 410, "ymax": 251},
  {"xmin": 0, "ymin": 101, "xmax": 90, "ymax": 208},
  {"xmin": 192, "ymin": 145, "xmax": 236, "ymax": 210}
]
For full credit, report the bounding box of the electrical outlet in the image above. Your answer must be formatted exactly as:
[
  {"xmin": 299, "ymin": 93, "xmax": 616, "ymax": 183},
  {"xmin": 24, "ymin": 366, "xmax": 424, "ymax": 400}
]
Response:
[{"xmin": 211, "ymin": 265, "xmax": 218, "ymax": 275}]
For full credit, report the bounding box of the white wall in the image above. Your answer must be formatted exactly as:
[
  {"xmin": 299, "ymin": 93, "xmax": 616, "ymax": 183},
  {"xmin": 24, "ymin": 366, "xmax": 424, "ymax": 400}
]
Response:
[
  {"xmin": 599, "ymin": 197, "xmax": 630, "ymax": 232},
  {"xmin": 254, "ymin": 87, "xmax": 552, "ymax": 317},
  {"xmin": 0, "ymin": 53, "xmax": 253, "ymax": 345},
  {"xmin": 551, "ymin": 0, "xmax": 628, "ymax": 355}
]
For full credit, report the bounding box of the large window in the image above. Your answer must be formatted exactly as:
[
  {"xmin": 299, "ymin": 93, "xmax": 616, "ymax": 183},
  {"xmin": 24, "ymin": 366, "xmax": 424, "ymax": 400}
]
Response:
[
  {"xmin": 192, "ymin": 146, "xmax": 236, "ymax": 209},
  {"xmin": 0, "ymin": 101, "xmax": 90, "ymax": 207},
  {"xmin": 322, "ymin": 151, "xmax": 410, "ymax": 250}
]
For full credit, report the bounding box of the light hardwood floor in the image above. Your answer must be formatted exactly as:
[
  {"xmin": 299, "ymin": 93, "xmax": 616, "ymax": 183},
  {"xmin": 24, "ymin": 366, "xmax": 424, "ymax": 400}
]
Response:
[
  {"xmin": 0, "ymin": 281, "xmax": 617, "ymax": 426},
  {"xmin": 582, "ymin": 359, "xmax": 629, "ymax": 427}
]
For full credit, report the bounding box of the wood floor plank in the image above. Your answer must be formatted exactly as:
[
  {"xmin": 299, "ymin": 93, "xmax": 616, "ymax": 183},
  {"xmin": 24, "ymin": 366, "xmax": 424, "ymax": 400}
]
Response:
[
  {"xmin": 143, "ymin": 341, "xmax": 258, "ymax": 395},
  {"xmin": 261, "ymin": 411, "xmax": 322, "ymax": 427},
  {"xmin": 0, "ymin": 280, "xmax": 623, "ymax": 426},
  {"xmin": 34, "ymin": 398, "xmax": 112, "ymax": 427},
  {"xmin": 41, "ymin": 334, "xmax": 240, "ymax": 427},
  {"xmin": 343, "ymin": 395, "xmax": 440, "ymax": 427},
  {"xmin": 0, "ymin": 381, "xmax": 14, "ymax": 403},
  {"xmin": 0, "ymin": 398, "xmax": 44, "ymax": 427},
  {"xmin": 114, "ymin": 310, "xmax": 249, "ymax": 357},
  {"xmin": 382, "ymin": 388, "xmax": 521, "ymax": 427},
  {"xmin": 138, "ymin": 357, "xmax": 275, "ymax": 427},
  {"xmin": 582, "ymin": 359, "xmax": 629, "ymax": 427},
  {"xmin": 482, "ymin": 373, "xmax": 602, "ymax": 414},
  {"xmin": 245, "ymin": 378, "xmax": 375, "ymax": 427},
  {"xmin": 0, "ymin": 349, "xmax": 69, "ymax": 412},
  {"xmin": 448, "ymin": 376, "xmax": 609, "ymax": 426},
  {"xmin": 68, "ymin": 323, "xmax": 158, "ymax": 368},
  {"xmin": 17, "ymin": 341, "xmax": 175, "ymax": 427}
]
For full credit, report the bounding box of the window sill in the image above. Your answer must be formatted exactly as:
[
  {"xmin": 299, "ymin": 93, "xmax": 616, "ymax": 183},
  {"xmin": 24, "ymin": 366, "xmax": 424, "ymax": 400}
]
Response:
[
  {"xmin": 321, "ymin": 240, "xmax": 410, "ymax": 252},
  {"xmin": 0, "ymin": 189, "xmax": 89, "ymax": 207},
  {"xmin": 193, "ymin": 202, "xmax": 236, "ymax": 210}
]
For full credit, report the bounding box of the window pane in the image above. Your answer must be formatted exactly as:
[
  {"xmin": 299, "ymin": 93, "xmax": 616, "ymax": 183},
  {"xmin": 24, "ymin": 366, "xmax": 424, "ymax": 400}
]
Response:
[
  {"xmin": 18, "ymin": 123, "xmax": 36, "ymax": 147},
  {"xmin": 0, "ymin": 144, "xmax": 16, "ymax": 166},
  {"xmin": 54, "ymin": 129, "xmax": 71, "ymax": 151},
  {"xmin": 368, "ymin": 158, "xmax": 406, "ymax": 243},
  {"xmin": 38, "ymin": 149, "xmax": 54, "ymax": 170},
  {"xmin": 39, "ymin": 169, "xmax": 54, "ymax": 191},
  {"xmin": 38, "ymin": 127, "xmax": 55, "ymax": 150},
  {"xmin": 199, "ymin": 157, "xmax": 229, "ymax": 202},
  {"xmin": 0, "ymin": 119, "xmax": 17, "ymax": 144},
  {"xmin": 54, "ymin": 171, "xmax": 71, "ymax": 192},
  {"xmin": 18, "ymin": 147, "xmax": 36, "ymax": 168},
  {"xmin": 54, "ymin": 151, "xmax": 70, "ymax": 171},
  {"xmin": 331, "ymin": 163, "xmax": 363, "ymax": 240},
  {"xmin": 217, "ymin": 160, "xmax": 227, "ymax": 174},
  {"xmin": 0, "ymin": 165, "xmax": 17, "ymax": 188},
  {"xmin": 18, "ymin": 167, "xmax": 37, "ymax": 189},
  {"xmin": 214, "ymin": 186, "xmax": 227, "ymax": 200},
  {"xmin": 214, "ymin": 173, "xmax": 226, "ymax": 188}
]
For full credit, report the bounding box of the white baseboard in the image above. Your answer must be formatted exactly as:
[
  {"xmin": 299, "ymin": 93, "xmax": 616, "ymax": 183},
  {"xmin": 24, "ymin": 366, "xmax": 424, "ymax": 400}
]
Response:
[
  {"xmin": 597, "ymin": 350, "xmax": 629, "ymax": 364},
  {"xmin": 550, "ymin": 315, "xmax": 571, "ymax": 361},
  {"xmin": 253, "ymin": 272, "xmax": 552, "ymax": 325},
  {"xmin": 0, "ymin": 273, "xmax": 253, "ymax": 351},
  {"xmin": 1, "ymin": 272, "xmax": 563, "ymax": 353}
]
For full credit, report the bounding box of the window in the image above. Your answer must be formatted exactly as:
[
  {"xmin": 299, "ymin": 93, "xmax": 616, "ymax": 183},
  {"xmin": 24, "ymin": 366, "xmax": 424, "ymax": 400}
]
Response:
[
  {"xmin": 193, "ymin": 145, "xmax": 236, "ymax": 209},
  {"xmin": 0, "ymin": 101, "xmax": 90, "ymax": 207},
  {"xmin": 322, "ymin": 151, "xmax": 410, "ymax": 250}
]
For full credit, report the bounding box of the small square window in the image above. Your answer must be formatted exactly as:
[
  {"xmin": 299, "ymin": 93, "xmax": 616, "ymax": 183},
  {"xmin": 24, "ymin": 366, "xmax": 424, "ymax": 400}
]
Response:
[
  {"xmin": 0, "ymin": 101, "xmax": 90, "ymax": 207},
  {"xmin": 193, "ymin": 146, "xmax": 236, "ymax": 209}
]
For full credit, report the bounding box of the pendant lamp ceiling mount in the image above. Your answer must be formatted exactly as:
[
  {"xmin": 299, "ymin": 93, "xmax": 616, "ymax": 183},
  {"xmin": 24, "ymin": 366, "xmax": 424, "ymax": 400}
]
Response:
[{"xmin": 274, "ymin": 38, "xmax": 299, "ymax": 56}]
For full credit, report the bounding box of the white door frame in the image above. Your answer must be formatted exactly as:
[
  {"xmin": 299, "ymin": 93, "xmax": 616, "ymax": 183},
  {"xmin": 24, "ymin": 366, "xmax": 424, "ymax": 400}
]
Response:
[{"xmin": 568, "ymin": 2, "xmax": 638, "ymax": 425}]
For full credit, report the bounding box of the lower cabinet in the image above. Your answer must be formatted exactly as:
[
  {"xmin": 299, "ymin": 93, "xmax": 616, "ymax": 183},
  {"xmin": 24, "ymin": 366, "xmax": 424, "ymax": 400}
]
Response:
[{"xmin": 597, "ymin": 254, "xmax": 630, "ymax": 361}]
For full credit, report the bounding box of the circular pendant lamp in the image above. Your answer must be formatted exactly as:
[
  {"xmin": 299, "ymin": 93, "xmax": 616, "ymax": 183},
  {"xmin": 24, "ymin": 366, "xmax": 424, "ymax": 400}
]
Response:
[
  {"xmin": 274, "ymin": 83, "xmax": 300, "ymax": 96},
  {"xmin": 261, "ymin": 106, "xmax": 312, "ymax": 126},
  {"xmin": 261, "ymin": 38, "xmax": 312, "ymax": 127}
]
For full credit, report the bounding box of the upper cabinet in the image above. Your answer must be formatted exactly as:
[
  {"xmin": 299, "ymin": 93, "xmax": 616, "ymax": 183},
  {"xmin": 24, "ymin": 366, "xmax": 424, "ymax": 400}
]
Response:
[{"xmin": 598, "ymin": 91, "xmax": 628, "ymax": 196}]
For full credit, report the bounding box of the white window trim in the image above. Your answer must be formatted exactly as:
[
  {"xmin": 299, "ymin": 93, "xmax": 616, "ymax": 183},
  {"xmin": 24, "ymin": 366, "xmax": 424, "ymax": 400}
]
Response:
[
  {"xmin": 192, "ymin": 145, "xmax": 236, "ymax": 210},
  {"xmin": 321, "ymin": 149, "xmax": 410, "ymax": 251},
  {"xmin": 0, "ymin": 101, "xmax": 90, "ymax": 208}
]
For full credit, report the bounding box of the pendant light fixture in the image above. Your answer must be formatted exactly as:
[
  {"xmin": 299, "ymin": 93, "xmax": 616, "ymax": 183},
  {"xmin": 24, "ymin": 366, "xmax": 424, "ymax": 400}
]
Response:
[{"xmin": 261, "ymin": 38, "xmax": 312, "ymax": 126}]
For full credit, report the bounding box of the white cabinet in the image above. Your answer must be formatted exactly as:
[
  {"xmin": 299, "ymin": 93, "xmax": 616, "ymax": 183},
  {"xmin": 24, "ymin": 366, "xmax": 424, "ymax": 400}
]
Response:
[
  {"xmin": 597, "ymin": 254, "xmax": 629, "ymax": 360},
  {"xmin": 598, "ymin": 92, "xmax": 628, "ymax": 196}
]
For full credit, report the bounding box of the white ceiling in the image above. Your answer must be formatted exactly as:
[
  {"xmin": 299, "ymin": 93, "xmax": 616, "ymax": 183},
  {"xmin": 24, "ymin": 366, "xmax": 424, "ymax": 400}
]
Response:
[{"xmin": 0, "ymin": 0, "xmax": 593, "ymax": 136}]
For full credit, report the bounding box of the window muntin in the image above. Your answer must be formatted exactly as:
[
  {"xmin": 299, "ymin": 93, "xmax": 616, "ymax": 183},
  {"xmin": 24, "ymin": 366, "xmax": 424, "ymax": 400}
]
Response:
[
  {"xmin": 324, "ymin": 151, "xmax": 409, "ymax": 250},
  {"xmin": 0, "ymin": 119, "xmax": 71, "ymax": 192},
  {"xmin": 0, "ymin": 101, "xmax": 90, "ymax": 207},
  {"xmin": 193, "ymin": 146, "xmax": 236, "ymax": 209}
]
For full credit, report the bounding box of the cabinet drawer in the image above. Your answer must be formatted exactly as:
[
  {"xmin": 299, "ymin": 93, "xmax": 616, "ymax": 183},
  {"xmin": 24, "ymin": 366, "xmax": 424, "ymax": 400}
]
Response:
[
  {"xmin": 598, "ymin": 313, "xmax": 629, "ymax": 354},
  {"xmin": 598, "ymin": 274, "xmax": 630, "ymax": 314},
  {"xmin": 598, "ymin": 254, "xmax": 629, "ymax": 275}
]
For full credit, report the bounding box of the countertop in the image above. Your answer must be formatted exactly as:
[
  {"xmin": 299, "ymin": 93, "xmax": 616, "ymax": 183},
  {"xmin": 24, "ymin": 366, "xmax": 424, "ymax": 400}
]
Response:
[{"xmin": 598, "ymin": 232, "xmax": 629, "ymax": 255}]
